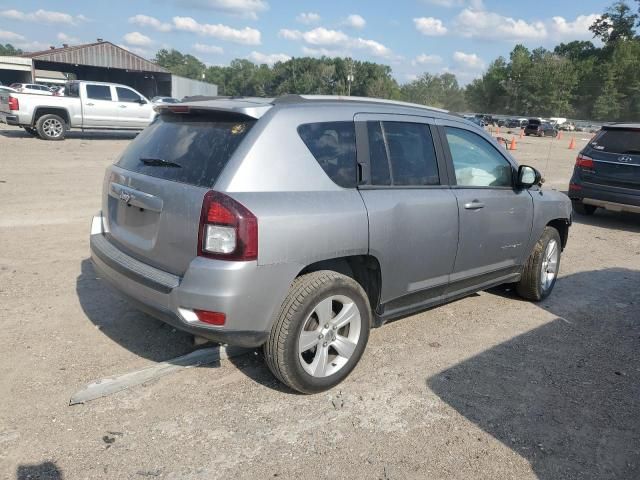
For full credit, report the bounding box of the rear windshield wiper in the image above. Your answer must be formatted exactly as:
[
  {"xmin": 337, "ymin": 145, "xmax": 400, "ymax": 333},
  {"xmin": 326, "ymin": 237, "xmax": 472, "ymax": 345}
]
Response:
[{"xmin": 140, "ymin": 157, "xmax": 182, "ymax": 168}]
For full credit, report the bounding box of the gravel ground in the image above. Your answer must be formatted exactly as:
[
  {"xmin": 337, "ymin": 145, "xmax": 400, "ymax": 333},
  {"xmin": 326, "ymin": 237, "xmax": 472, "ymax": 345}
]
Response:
[{"xmin": 0, "ymin": 124, "xmax": 638, "ymax": 480}]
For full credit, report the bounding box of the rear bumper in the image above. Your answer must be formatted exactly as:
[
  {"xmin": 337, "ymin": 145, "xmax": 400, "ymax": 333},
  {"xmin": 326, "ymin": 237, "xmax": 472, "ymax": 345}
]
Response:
[
  {"xmin": 0, "ymin": 112, "xmax": 20, "ymax": 125},
  {"xmin": 569, "ymin": 177, "xmax": 640, "ymax": 213},
  {"xmin": 89, "ymin": 213, "xmax": 297, "ymax": 347}
]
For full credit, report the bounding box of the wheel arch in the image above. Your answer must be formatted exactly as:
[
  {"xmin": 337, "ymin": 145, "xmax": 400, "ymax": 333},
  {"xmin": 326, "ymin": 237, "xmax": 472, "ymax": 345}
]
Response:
[
  {"xmin": 297, "ymin": 255, "xmax": 383, "ymax": 325},
  {"xmin": 546, "ymin": 218, "xmax": 570, "ymax": 250},
  {"xmin": 33, "ymin": 107, "xmax": 70, "ymax": 127}
]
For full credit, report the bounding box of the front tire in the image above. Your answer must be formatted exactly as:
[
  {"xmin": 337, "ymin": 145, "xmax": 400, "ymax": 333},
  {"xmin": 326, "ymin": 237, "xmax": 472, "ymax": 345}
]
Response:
[
  {"xmin": 516, "ymin": 227, "xmax": 562, "ymax": 301},
  {"xmin": 264, "ymin": 271, "xmax": 371, "ymax": 394},
  {"xmin": 35, "ymin": 114, "xmax": 66, "ymax": 140}
]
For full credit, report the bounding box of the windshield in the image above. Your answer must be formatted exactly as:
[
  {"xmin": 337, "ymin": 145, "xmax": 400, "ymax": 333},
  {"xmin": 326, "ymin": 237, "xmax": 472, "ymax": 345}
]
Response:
[{"xmin": 116, "ymin": 112, "xmax": 255, "ymax": 188}]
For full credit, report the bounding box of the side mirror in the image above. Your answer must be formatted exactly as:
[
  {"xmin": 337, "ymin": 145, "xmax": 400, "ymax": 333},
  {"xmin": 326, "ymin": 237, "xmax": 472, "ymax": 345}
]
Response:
[
  {"xmin": 517, "ymin": 165, "xmax": 542, "ymax": 188},
  {"xmin": 138, "ymin": 98, "xmax": 147, "ymax": 105}
]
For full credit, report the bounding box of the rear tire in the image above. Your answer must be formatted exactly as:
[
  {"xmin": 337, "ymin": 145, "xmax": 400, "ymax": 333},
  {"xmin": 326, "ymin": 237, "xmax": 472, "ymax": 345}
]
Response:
[
  {"xmin": 516, "ymin": 227, "xmax": 562, "ymax": 301},
  {"xmin": 35, "ymin": 114, "xmax": 66, "ymax": 141},
  {"xmin": 23, "ymin": 127, "xmax": 38, "ymax": 136},
  {"xmin": 264, "ymin": 271, "xmax": 371, "ymax": 394},
  {"xmin": 572, "ymin": 200, "xmax": 597, "ymax": 216}
]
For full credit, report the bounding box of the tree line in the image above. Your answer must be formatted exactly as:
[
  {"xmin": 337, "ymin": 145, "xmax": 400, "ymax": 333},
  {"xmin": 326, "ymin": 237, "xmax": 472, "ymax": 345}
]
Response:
[{"xmin": 2, "ymin": 0, "xmax": 638, "ymax": 121}]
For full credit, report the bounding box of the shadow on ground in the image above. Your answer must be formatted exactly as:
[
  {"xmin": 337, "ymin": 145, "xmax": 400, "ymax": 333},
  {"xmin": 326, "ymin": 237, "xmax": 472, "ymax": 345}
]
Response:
[
  {"xmin": 75, "ymin": 258, "xmax": 289, "ymax": 391},
  {"xmin": 0, "ymin": 128, "xmax": 137, "ymax": 141},
  {"xmin": 16, "ymin": 461, "xmax": 63, "ymax": 480},
  {"xmin": 572, "ymin": 209, "xmax": 640, "ymax": 234},
  {"xmin": 429, "ymin": 268, "xmax": 640, "ymax": 479}
]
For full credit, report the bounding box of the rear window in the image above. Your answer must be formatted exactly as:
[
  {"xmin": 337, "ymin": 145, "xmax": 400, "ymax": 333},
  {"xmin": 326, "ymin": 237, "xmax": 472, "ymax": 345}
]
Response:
[
  {"xmin": 297, "ymin": 121, "xmax": 357, "ymax": 188},
  {"xmin": 116, "ymin": 113, "xmax": 255, "ymax": 188},
  {"xmin": 592, "ymin": 129, "xmax": 640, "ymax": 155}
]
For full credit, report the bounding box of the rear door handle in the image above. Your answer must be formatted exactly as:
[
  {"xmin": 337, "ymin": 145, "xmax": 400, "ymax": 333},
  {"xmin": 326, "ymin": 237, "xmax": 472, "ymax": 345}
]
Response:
[
  {"xmin": 86, "ymin": 102, "xmax": 94, "ymax": 106},
  {"xmin": 119, "ymin": 105, "xmax": 127, "ymax": 108},
  {"xmin": 464, "ymin": 200, "xmax": 485, "ymax": 210}
]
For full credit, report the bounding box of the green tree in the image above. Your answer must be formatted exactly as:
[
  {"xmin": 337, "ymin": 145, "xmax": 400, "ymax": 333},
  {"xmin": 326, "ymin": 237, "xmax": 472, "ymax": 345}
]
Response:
[
  {"xmin": 154, "ymin": 49, "xmax": 206, "ymax": 80},
  {"xmin": 0, "ymin": 44, "xmax": 23, "ymax": 55}
]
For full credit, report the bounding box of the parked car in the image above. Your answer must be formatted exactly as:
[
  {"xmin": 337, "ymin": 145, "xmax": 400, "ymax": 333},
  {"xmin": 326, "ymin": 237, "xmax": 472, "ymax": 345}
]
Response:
[
  {"xmin": 0, "ymin": 80, "xmax": 155, "ymax": 140},
  {"xmin": 559, "ymin": 122, "xmax": 576, "ymax": 131},
  {"xmin": 151, "ymin": 96, "xmax": 180, "ymax": 105},
  {"xmin": 525, "ymin": 120, "xmax": 558, "ymax": 137},
  {"xmin": 569, "ymin": 123, "xmax": 640, "ymax": 215},
  {"xmin": 9, "ymin": 83, "xmax": 53, "ymax": 95},
  {"xmin": 89, "ymin": 95, "xmax": 571, "ymax": 393},
  {"xmin": 51, "ymin": 86, "xmax": 65, "ymax": 96}
]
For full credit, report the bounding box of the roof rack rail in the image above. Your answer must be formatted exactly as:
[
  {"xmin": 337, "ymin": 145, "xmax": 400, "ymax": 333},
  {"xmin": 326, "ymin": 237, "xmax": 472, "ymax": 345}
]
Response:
[{"xmin": 272, "ymin": 94, "xmax": 449, "ymax": 113}]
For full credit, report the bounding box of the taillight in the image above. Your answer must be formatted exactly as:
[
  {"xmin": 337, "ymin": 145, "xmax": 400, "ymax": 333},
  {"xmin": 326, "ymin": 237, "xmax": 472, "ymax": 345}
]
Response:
[
  {"xmin": 198, "ymin": 191, "xmax": 258, "ymax": 261},
  {"xmin": 8, "ymin": 96, "xmax": 19, "ymax": 111},
  {"xmin": 575, "ymin": 153, "xmax": 594, "ymax": 168}
]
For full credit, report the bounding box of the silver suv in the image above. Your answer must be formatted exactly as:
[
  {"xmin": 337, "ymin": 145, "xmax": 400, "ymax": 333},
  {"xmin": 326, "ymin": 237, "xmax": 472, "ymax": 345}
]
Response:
[{"xmin": 90, "ymin": 95, "xmax": 572, "ymax": 393}]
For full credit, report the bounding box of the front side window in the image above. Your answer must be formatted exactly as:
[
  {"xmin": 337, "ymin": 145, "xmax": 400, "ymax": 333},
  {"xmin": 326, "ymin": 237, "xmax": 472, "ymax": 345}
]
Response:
[
  {"xmin": 86, "ymin": 84, "xmax": 112, "ymax": 101},
  {"xmin": 116, "ymin": 87, "xmax": 142, "ymax": 103},
  {"xmin": 445, "ymin": 127, "xmax": 513, "ymax": 187},
  {"xmin": 298, "ymin": 121, "xmax": 357, "ymax": 188},
  {"xmin": 365, "ymin": 121, "xmax": 440, "ymax": 186}
]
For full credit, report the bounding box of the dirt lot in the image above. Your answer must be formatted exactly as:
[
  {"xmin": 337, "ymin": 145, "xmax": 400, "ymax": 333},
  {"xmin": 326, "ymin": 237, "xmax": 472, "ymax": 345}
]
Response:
[{"xmin": 1, "ymin": 124, "xmax": 639, "ymax": 480}]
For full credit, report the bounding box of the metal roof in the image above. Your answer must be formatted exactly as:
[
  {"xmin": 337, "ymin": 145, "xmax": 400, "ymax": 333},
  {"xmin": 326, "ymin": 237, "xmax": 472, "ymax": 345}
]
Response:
[{"xmin": 22, "ymin": 41, "xmax": 168, "ymax": 73}]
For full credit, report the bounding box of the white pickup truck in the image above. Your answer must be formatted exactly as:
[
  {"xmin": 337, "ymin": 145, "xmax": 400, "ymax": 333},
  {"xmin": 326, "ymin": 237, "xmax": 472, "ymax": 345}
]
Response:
[{"xmin": 0, "ymin": 80, "xmax": 156, "ymax": 140}]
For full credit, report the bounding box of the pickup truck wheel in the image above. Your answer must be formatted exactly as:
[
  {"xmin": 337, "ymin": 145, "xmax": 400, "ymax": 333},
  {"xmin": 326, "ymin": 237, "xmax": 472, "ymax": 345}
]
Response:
[
  {"xmin": 264, "ymin": 270, "xmax": 371, "ymax": 394},
  {"xmin": 36, "ymin": 114, "xmax": 66, "ymax": 141},
  {"xmin": 516, "ymin": 227, "xmax": 562, "ymax": 301},
  {"xmin": 23, "ymin": 127, "xmax": 38, "ymax": 137},
  {"xmin": 572, "ymin": 200, "xmax": 597, "ymax": 215}
]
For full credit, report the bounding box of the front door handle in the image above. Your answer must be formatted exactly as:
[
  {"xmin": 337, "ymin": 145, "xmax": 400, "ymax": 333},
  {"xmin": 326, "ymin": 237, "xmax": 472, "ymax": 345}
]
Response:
[
  {"xmin": 86, "ymin": 102, "xmax": 94, "ymax": 106},
  {"xmin": 464, "ymin": 200, "xmax": 485, "ymax": 210},
  {"xmin": 119, "ymin": 105, "xmax": 127, "ymax": 108}
]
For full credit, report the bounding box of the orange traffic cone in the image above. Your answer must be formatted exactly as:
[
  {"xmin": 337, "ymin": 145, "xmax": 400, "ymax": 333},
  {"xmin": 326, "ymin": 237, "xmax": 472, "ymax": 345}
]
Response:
[
  {"xmin": 519, "ymin": 129, "xmax": 524, "ymax": 139},
  {"xmin": 496, "ymin": 127, "xmax": 500, "ymax": 135},
  {"xmin": 557, "ymin": 130, "xmax": 563, "ymax": 140},
  {"xmin": 509, "ymin": 137, "xmax": 517, "ymax": 150},
  {"xmin": 568, "ymin": 137, "xmax": 576, "ymax": 150}
]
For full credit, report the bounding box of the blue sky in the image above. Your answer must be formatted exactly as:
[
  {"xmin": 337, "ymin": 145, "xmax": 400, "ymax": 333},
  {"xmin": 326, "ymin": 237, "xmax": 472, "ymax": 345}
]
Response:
[{"xmin": 0, "ymin": 0, "xmax": 612, "ymax": 84}]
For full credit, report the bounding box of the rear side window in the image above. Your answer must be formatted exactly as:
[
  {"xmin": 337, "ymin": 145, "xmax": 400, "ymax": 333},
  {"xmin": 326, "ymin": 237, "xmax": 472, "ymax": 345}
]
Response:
[
  {"xmin": 298, "ymin": 122, "xmax": 357, "ymax": 188},
  {"xmin": 116, "ymin": 113, "xmax": 255, "ymax": 188},
  {"xmin": 86, "ymin": 85, "xmax": 112, "ymax": 101},
  {"xmin": 365, "ymin": 121, "xmax": 440, "ymax": 186},
  {"xmin": 592, "ymin": 129, "xmax": 640, "ymax": 154}
]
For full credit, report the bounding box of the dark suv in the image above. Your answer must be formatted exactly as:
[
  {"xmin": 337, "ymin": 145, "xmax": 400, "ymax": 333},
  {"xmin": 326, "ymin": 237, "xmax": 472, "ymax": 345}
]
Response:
[
  {"xmin": 569, "ymin": 124, "xmax": 640, "ymax": 215},
  {"xmin": 524, "ymin": 120, "xmax": 558, "ymax": 137}
]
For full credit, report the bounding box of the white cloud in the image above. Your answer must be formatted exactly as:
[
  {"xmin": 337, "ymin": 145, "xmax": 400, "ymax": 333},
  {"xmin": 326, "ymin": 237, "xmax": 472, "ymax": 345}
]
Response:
[
  {"xmin": 414, "ymin": 17, "xmax": 448, "ymax": 36},
  {"xmin": 279, "ymin": 27, "xmax": 392, "ymax": 58},
  {"xmin": 342, "ymin": 14, "xmax": 366, "ymax": 30},
  {"xmin": 172, "ymin": 0, "xmax": 268, "ymax": 20},
  {"xmin": 193, "ymin": 43, "xmax": 224, "ymax": 54},
  {"xmin": 549, "ymin": 14, "xmax": 600, "ymax": 40},
  {"xmin": 0, "ymin": 9, "xmax": 86, "ymax": 25},
  {"xmin": 129, "ymin": 14, "xmax": 172, "ymax": 32},
  {"xmin": 56, "ymin": 32, "xmax": 79, "ymax": 43},
  {"xmin": 15, "ymin": 41, "xmax": 55, "ymax": 52},
  {"xmin": 455, "ymin": 8, "xmax": 546, "ymax": 41},
  {"xmin": 248, "ymin": 51, "xmax": 291, "ymax": 65},
  {"xmin": 453, "ymin": 51, "xmax": 485, "ymax": 69},
  {"xmin": 412, "ymin": 53, "xmax": 443, "ymax": 66},
  {"xmin": 172, "ymin": 17, "xmax": 261, "ymax": 45},
  {"xmin": 0, "ymin": 29, "xmax": 25, "ymax": 41},
  {"xmin": 123, "ymin": 32, "xmax": 153, "ymax": 47},
  {"xmin": 301, "ymin": 46, "xmax": 345, "ymax": 57},
  {"xmin": 296, "ymin": 12, "xmax": 321, "ymax": 25}
]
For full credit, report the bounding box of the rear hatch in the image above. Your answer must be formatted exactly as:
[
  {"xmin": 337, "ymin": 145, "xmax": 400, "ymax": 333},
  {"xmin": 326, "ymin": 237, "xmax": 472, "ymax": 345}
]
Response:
[
  {"xmin": 102, "ymin": 105, "xmax": 264, "ymax": 276},
  {"xmin": 525, "ymin": 119, "xmax": 540, "ymax": 132},
  {"xmin": 578, "ymin": 125, "xmax": 640, "ymax": 190}
]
